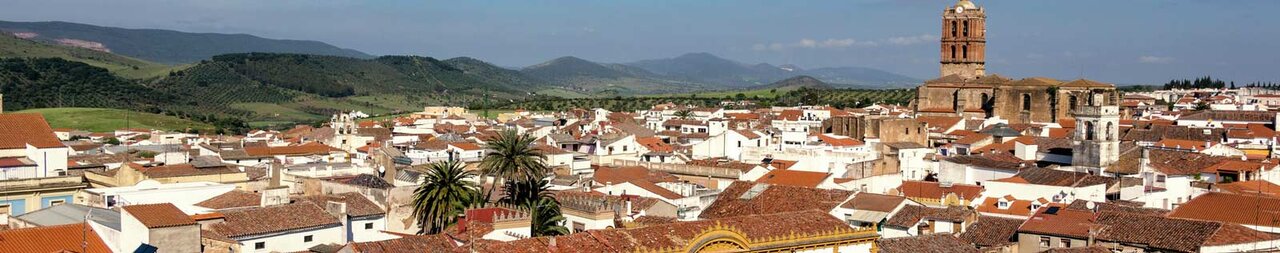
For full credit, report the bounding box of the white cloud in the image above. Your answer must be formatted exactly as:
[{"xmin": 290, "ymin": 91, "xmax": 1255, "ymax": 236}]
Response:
[
  {"xmin": 1138, "ymin": 56, "xmax": 1174, "ymax": 64},
  {"xmin": 752, "ymin": 38, "xmax": 876, "ymax": 51},
  {"xmin": 886, "ymin": 34, "xmax": 937, "ymax": 45},
  {"xmin": 754, "ymin": 35, "xmax": 943, "ymax": 51}
]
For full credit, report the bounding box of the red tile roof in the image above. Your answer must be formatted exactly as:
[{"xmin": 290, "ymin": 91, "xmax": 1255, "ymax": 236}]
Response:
[
  {"xmin": 1168, "ymin": 192, "xmax": 1280, "ymax": 228},
  {"xmin": 700, "ymin": 181, "xmax": 853, "ymax": 219},
  {"xmin": 0, "ymin": 223, "xmax": 112, "ymax": 253},
  {"xmin": 0, "ymin": 113, "xmax": 65, "ymax": 149},
  {"xmin": 1215, "ymin": 180, "xmax": 1280, "ymax": 197},
  {"xmin": 816, "ymin": 134, "xmax": 863, "ymax": 146},
  {"xmin": 472, "ymin": 210, "xmax": 864, "ymax": 252},
  {"xmin": 209, "ymin": 202, "xmax": 342, "ymax": 238},
  {"xmin": 1017, "ymin": 204, "xmax": 1095, "ymax": 238},
  {"xmin": 122, "ymin": 203, "xmax": 197, "ymax": 228},
  {"xmin": 755, "ymin": 169, "xmax": 830, "ymax": 188},
  {"xmin": 898, "ymin": 180, "xmax": 984, "ymax": 202}
]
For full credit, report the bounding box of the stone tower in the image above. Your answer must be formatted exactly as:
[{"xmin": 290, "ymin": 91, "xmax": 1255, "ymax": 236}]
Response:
[
  {"xmin": 940, "ymin": 0, "xmax": 987, "ymax": 79},
  {"xmin": 1071, "ymin": 92, "xmax": 1120, "ymax": 173}
]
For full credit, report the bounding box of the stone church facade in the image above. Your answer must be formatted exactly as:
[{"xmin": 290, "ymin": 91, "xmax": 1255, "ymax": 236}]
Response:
[{"xmin": 914, "ymin": 0, "xmax": 1121, "ymax": 125}]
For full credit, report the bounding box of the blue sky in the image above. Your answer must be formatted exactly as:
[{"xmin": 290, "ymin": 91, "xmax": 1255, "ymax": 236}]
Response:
[{"xmin": 2, "ymin": 0, "xmax": 1277, "ymax": 84}]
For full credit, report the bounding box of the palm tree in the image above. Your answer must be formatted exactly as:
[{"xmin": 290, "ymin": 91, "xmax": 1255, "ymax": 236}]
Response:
[
  {"xmin": 526, "ymin": 197, "xmax": 570, "ymax": 236},
  {"xmin": 410, "ymin": 160, "xmax": 481, "ymax": 234},
  {"xmin": 674, "ymin": 109, "xmax": 693, "ymax": 119},
  {"xmin": 479, "ymin": 129, "xmax": 548, "ymax": 203},
  {"xmin": 499, "ymin": 176, "xmax": 554, "ymax": 207}
]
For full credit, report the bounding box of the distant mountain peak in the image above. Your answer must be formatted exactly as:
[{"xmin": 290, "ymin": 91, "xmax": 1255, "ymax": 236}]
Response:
[{"xmin": 758, "ymin": 75, "xmax": 834, "ymax": 90}]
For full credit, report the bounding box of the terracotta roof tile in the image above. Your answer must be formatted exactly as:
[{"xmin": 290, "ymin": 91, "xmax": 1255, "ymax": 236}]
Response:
[
  {"xmin": 121, "ymin": 203, "xmax": 197, "ymax": 228},
  {"xmin": 898, "ymin": 180, "xmax": 984, "ymax": 202},
  {"xmin": 840, "ymin": 192, "xmax": 906, "ymax": 212},
  {"xmin": 292, "ymin": 192, "xmax": 385, "ymax": 217},
  {"xmin": 699, "ymin": 181, "xmax": 853, "ymax": 219},
  {"xmin": 877, "ymin": 233, "xmax": 980, "ymax": 253},
  {"xmin": 958, "ymin": 216, "xmax": 1024, "ymax": 247},
  {"xmin": 0, "ymin": 223, "xmax": 112, "ymax": 253},
  {"xmin": 474, "ymin": 210, "xmax": 866, "ymax": 252},
  {"xmin": 1168, "ymin": 192, "xmax": 1280, "ymax": 228},
  {"xmin": 209, "ymin": 202, "xmax": 341, "ymax": 238},
  {"xmin": 347, "ymin": 234, "xmax": 462, "ymax": 253},
  {"xmin": 755, "ymin": 169, "xmax": 830, "ymax": 188},
  {"xmin": 884, "ymin": 205, "xmax": 975, "ymax": 228},
  {"xmin": 0, "ymin": 113, "xmax": 65, "ymax": 149},
  {"xmin": 196, "ymin": 190, "xmax": 261, "ymax": 210}
]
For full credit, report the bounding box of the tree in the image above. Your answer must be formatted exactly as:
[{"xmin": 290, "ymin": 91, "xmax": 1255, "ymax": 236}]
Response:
[
  {"xmin": 499, "ymin": 178, "xmax": 568, "ymax": 236},
  {"xmin": 410, "ymin": 160, "xmax": 481, "ymax": 234},
  {"xmin": 526, "ymin": 197, "xmax": 569, "ymax": 236},
  {"xmin": 673, "ymin": 109, "xmax": 693, "ymax": 120},
  {"xmin": 479, "ymin": 130, "xmax": 548, "ymax": 203},
  {"xmin": 104, "ymin": 137, "xmax": 121, "ymax": 145}
]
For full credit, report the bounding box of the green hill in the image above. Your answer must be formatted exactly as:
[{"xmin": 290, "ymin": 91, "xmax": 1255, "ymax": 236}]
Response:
[
  {"xmin": 0, "ymin": 58, "xmax": 171, "ymax": 111},
  {"xmin": 0, "ymin": 20, "xmax": 371, "ymax": 64},
  {"xmin": 0, "ymin": 33, "xmax": 179, "ymax": 79},
  {"xmin": 18, "ymin": 107, "xmax": 213, "ymax": 132}
]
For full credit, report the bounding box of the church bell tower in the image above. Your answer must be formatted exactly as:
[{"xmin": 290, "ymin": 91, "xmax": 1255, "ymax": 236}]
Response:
[
  {"xmin": 1071, "ymin": 92, "xmax": 1120, "ymax": 174},
  {"xmin": 940, "ymin": 0, "xmax": 986, "ymax": 79}
]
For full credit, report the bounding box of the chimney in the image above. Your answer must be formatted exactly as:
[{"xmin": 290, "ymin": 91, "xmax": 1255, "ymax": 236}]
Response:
[
  {"xmin": 0, "ymin": 93, "xmax": 4, "ymax": 113},
  {"xmin": 270, "ymin": 161, "xmax": 283, "ymax": 188},
  {"xmin": 325, "ymin": 201, "xmax": 348, "ymax": 218},
  {"xmin": 549, "ymin": 236, "xmax": 556, "ymax": 248},
  {"xmin": 260, "ymin": 187, "xmax": 289, "ymax": 207}
]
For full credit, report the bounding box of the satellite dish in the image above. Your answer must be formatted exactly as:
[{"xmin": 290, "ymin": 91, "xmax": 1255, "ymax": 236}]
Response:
[{"xmin": 1085, "ymin": 201, "xmax": 1096, "ymax": 210}]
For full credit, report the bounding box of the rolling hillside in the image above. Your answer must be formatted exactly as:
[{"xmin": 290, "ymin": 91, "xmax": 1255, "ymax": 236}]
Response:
[
  {"xmin": 0, "ymin": 20, "xmax": 371, "ymax": 64},
  {"xmin": 0, "ymin": 58, "xmax": 171, "ymax": 111},
  {"xmin": 0, "ymin": 33, "xmax": 179, "ymax": 79}
]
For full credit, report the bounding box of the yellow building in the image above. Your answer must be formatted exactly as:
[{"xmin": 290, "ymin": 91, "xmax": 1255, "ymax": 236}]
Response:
[{"xmin": 0, "ymin": 175, "xmax": 86, "ymax": 217}]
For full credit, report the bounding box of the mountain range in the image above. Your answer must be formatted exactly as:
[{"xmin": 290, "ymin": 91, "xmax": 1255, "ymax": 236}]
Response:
[{"xmin": 0, "ymin": 20, "xmax": 922, "ymax": 129}]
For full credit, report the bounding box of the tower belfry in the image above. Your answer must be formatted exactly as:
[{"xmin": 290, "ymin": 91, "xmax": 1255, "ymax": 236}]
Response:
[
  {"xmin": 1071, "ymin": 91, "xmax": 1120, "ymax": 174},
  {"xmin": 940, "ymin": 0, "xmax": 987, "ymax": 79}
]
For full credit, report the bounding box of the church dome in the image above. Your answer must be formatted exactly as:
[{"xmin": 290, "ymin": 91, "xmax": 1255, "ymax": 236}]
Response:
[{"xmin": 955, "ymin": 0, "xmax": 977, "ymax": 9}]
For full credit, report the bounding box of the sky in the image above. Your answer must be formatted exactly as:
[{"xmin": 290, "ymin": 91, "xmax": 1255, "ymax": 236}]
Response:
[{"xmin": 2, "ymin": 0, "xmax": 1278, "ymax": 85}]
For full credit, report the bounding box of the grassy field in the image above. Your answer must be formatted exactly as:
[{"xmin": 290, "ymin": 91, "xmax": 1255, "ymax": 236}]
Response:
[
  {"xmin": 649, "ymin": 85, "xmax": 804, "ymax": 99},
  {"xmin": 17, "ymin": 107, "xmax": 213, "ymax": 132}
]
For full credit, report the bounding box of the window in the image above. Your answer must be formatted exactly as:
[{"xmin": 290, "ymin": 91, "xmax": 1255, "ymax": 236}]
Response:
[
  {"xmin": 997, "ymin": 201, "xmax": 1009, "ymax": 208},
  {"xmin": 255, "ymin": 242, "xmax": 266, "ymax": 250},
  {"xmin": 951, "ymin": 21, "xmax": 957, "ymax": 37},
  {"xmin": 49, "ymin": 199, "xmax": 65, "ymax": 206},
  {"xmin": 1022, "ymin": 94, "xmax": 1032, "ymax": 111},
  {"xmin": 1039, "ymin": 237, "xmax": 1051, "ymax": 248},
  {"xmin": 1061, "ymin": 238, "xmax": 1071, "ymax": 248},
  {"xmin": 1085, "ymin": 121, "xmax": 1095, "ymax": 141},
  {"xmin": 0, "ymin": 204, "xmax": 10, "ymax": 216},
  {"xmin": 304, "ymin": 235, "xmax": 313, "ymax": 242},
  {"xmin": 365, "ymin": 223, "xmax": 374, "ymax": 230},
  {"xmin": 963, "ymin": 20, "xmax": 970, "ymax": 37},
  {"xmin": 737, "ymin": 141, "xmax": 742, "ymax": 148},
  {"xmin": 961, "ymin": 45, "xmax": 968, "ymax": 59},
  {"xmin": 950, "ymin": 45, "xmax": 957, "ymax": 59}
]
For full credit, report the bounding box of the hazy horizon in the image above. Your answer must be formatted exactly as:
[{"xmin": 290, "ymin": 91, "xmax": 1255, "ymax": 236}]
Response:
[{"xmin": 3, "ymin": 0, "xmax": 1277, "ymax": 85}]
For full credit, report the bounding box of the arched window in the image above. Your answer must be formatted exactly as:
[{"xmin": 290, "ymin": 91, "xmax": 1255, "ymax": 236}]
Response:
[
  {"xmin": 1022, "ymin": 94, "xmax": 1031, "ymax": 111},
  {"xmin": 1069, "ymin": 95, "xmax": 1078, "ymax": 108},
  {"xmin": 951, "ymin": 21, "xmax": 957, "ymax": 37},
  {"xmin": 1106, "ymin": 122, "xmax": 1115, "ymax": 141},
  {"xmin": 962, "ymin": 45, "xmax": 968, "ymax": 59},
  {"xmin": 963, "ymin": 20, "xmax": 970, "ymax": 37},
  {"xmin": 1085, "ymin": 121, "xmax": 1096, "ymax": 141},
  {"xmin": 950, "ymin": 45, "xmax": 957, "ymax": 59}
]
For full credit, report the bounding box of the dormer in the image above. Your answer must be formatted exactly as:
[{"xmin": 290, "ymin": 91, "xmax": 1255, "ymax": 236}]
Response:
[{"xmin": 996, "ymin": 195, "xmax": 1014, "ymax": 209}]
